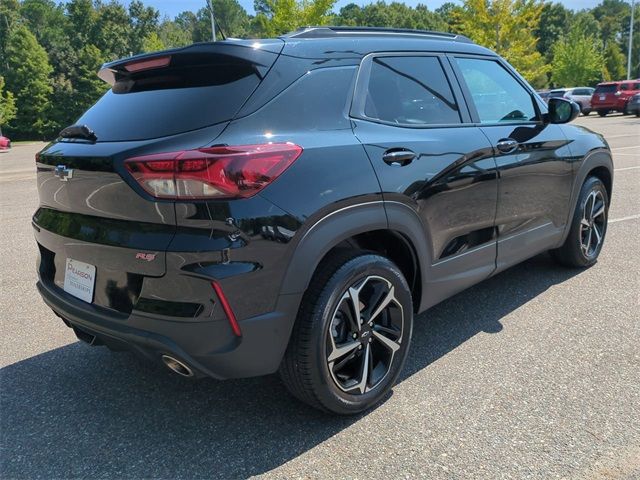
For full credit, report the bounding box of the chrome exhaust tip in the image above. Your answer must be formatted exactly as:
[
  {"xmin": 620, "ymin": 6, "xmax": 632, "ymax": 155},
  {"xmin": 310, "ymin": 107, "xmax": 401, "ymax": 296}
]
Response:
[{"xmin": 161, "ymin": 355, "xmax": 194, "ymax": 377}]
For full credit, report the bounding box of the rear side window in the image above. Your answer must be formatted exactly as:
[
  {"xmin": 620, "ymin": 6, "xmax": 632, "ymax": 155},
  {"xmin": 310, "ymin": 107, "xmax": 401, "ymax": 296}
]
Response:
[
  {"xmin": 620, "ymin": 84, "xmax": 631, "ymax": 91},
  {"xmin": 76, "ymin": 60, "xmax": 260, "ymax": 142},
  {"xmin": 363, "ymin": 56, "xmax": 461, "ymax": 126},
  {"xmin": 634, "ymin": 83, "xmax": 640, "ymax": 90},
  {"xmin": 595, "ymin": 84, "xmax": 618, "ymax": 94},
  {"xmin": 548, "ymin": 90, "xmax": 566, "ymax": 97},
  {"xmin": 573, "ymin": 88, "xmax": 592, "ymax": 95},
  {"xmin": 454, "ymin": 57, "xmax": 537, "ymax": 124}
]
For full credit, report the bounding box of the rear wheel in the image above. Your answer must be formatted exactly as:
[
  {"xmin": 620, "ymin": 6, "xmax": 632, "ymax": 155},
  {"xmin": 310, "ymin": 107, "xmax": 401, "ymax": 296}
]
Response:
[
  {"xmin": 581, "ymin": 108, "xmax": 591, "ymax": 116},
  {"xmin": 551, "ymin": 176, "xmax": 608, "ymax": 268},
  {"xmin": 597, "ymin": 110, "xmax": 609, "ymax": 117},
  {"xmin": 280, "ymin": 253, "xmax": 413, "ymax": 414}
]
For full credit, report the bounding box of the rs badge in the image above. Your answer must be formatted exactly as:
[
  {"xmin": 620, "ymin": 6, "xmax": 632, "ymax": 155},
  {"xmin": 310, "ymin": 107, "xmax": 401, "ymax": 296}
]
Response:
[{"xmin": 135, "ymin": 252, "xmax": 156, "ymax": 262}]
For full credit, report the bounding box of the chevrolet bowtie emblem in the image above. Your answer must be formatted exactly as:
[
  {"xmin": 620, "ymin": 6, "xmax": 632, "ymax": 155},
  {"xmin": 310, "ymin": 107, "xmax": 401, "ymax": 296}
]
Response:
[{"xmin": 54, "ymin": 165, "xmax": 73, "ymax": 181}]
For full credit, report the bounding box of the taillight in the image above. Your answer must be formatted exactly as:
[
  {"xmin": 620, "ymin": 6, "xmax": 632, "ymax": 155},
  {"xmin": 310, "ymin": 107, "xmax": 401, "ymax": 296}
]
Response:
[{"xmin": 125, "ymin": 143, "xmax": 302, "ymax": 200}]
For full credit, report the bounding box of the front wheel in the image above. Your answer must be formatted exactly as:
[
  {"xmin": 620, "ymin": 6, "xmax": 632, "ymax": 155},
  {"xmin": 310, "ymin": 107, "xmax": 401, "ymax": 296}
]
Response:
[
  {"xmin": 551, "ymin": 176, "xmax": 609, "ymax": 268},
  {"xmin": 280, "ymin": 253, "xmax": 413, "ymax": 414}
]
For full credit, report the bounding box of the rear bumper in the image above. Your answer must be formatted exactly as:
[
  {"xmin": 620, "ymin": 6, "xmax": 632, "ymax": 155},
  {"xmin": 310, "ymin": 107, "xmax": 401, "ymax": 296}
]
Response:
[
  {"xmin": 591, "ymin": 99, "xmax": 625, "ymax": 111},
  {"xmin": 37, "ymin": 279, "xmax": 302, "ymax": 379}
]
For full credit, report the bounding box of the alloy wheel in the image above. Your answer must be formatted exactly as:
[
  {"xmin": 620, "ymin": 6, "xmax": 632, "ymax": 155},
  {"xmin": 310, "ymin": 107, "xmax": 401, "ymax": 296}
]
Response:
[
  {"xmin": 580, "ymin": 190, "xmax": 606, "ymax": 258},
  {"xmin": 326, "ymin": 275, "xmax": 404, "ymax": 395}
]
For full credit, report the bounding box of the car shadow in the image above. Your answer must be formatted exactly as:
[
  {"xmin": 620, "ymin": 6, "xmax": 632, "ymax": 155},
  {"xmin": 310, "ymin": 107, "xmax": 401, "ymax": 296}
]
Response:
[{"xmin": 0, "ymin": 253, "xmax": 581, "ymax": 479}]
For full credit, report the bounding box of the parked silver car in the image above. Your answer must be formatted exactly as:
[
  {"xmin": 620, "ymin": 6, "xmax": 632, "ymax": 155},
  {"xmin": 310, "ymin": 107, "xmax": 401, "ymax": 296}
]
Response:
[{"xmin": 548, "ymin": 87, "xmax": 595, "ymax": 115}]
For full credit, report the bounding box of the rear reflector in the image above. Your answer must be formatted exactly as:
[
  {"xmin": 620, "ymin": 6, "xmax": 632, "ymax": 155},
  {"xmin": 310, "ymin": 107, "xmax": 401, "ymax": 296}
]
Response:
[
  {"xmin": 212, "ymin": 281, "xmax": 242, "ymax": 337},
  {"xmin": 125, "ymin": 143, "xmax": 302, "ymax": 200}
]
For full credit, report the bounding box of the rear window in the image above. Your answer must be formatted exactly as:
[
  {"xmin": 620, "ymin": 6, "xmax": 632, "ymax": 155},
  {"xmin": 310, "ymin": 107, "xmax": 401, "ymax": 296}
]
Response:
[
  {"xmin": 594, "ymin": 84, "xmax": 618, "ymax": 94},
  {"xmin": 548, "ymin": 90, "xmax": 566, "ymax": 97},
  {"xmin": 76, "ymin": 60, "xmax": 260, "ymax": 142}
]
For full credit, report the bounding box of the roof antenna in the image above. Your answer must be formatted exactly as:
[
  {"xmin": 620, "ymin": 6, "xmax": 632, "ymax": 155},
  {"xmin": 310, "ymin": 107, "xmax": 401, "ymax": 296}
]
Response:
[{"xmin": 206, "ymin": 0, "xmax": 225, "ymax": 41}]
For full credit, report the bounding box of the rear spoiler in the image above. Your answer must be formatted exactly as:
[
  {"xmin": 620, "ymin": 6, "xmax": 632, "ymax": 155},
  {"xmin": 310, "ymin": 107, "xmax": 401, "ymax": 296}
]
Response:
[{"xmin": 98, "ymin": 40, "xmax": 285, "ymax": 86}]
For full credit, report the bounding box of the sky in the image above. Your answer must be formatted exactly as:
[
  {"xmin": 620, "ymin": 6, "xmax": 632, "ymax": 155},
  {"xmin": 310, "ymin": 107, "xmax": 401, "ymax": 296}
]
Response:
[{"xmin": 128, "ymin": 0, "xmax": 606, "ymax": 18}]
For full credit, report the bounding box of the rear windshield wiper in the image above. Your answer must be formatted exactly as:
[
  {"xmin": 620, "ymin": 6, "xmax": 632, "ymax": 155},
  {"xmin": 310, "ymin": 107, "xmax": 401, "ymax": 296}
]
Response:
[{"xmin": 59, "ymin": 124, "xmax": 97, "ymax": 142}]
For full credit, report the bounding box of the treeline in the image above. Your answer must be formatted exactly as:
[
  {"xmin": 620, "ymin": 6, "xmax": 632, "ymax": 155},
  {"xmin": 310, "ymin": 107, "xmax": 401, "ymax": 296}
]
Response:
[{"xmin": 0, "ymin": 0, "xmax": 637, "ymax": 139}]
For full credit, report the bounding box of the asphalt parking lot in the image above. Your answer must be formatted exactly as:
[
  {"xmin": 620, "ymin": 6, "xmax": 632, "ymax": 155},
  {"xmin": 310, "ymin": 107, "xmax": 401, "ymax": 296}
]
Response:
[{"xmin": 1, "ymin": 114, "xmax": 638, "ymax": 479}]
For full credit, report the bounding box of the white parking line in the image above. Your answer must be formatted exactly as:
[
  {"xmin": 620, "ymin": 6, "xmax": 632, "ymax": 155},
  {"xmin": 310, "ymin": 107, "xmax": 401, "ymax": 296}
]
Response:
[
  {"xmin": 612, "ymin": 145, "xmax": 640, "ymax": 152},
  {"xmin": 605, "ymin": 134, "xmax": 640, "ymax": 139},
  {"xmin": 609, "ymin": 214, "xmax": 640, "ymax": 224},
  {"xmin": 614, "ymin": 166, "xmax": 640, "ymax": 171}
]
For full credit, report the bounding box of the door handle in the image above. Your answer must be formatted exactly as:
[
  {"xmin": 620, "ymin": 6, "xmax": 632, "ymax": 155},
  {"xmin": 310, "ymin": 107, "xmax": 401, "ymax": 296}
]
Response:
[
  {"xmin": 496, "ymin": 138, "xmax": 519, "ymax": 154},
  {"xmin": 382, "ymin": 149, "xmax": 416, "ymax": 166}
]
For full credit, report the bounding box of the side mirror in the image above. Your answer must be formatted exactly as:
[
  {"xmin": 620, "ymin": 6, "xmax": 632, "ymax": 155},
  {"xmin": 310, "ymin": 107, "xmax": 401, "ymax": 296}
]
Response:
[{"xmin": 547, "ymin": 97, "xmax": 580, "ymax": 124}]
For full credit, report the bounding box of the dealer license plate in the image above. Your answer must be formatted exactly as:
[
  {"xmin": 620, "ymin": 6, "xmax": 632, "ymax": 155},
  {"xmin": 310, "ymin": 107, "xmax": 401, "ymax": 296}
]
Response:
[{"xmin": 63, "ymin": 258, "xmax": 96, "ymax": 303}]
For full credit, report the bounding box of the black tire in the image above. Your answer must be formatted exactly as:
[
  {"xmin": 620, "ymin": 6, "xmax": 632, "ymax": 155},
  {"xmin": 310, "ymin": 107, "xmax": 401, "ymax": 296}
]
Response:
[
  {"xmin": 551, "ymin": 176, "xmax": 609, "ymax": 268},
  {"xmin": 582, "ymin": 109, "xmax": 591, "ymax": 116},
  {"xmin": 597, "ymin": 110, "xmax": 609, "ymax": 117},
  {"xmin": 636, "ymin": 111, "xmax": 640, "ymax": 118},
  {"xmin": 280, "ymin": 252, "xmax": 413, "ymax": 414}
]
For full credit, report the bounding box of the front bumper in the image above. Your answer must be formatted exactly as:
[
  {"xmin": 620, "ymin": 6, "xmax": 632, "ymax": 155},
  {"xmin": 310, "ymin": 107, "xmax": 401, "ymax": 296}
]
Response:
[{"xmin": 38, "ymin": 279, "xmax": 301, "ymax": 379}]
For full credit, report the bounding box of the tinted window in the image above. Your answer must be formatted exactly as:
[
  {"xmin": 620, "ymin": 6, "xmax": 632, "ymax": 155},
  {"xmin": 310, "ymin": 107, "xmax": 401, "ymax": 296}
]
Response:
[
  {"xmin": 620, "ymin": 84, "xmax": 631, "ymax": 91},
  {"xmin": 455, "ymin": 58, "xmax": 537, "ymax": 123},
  {"xmin": 77, "ymin": 62, "xmax": 260, "ymax": 142},
  {"xmin": 364, "ymin": 56, "xmax": 461, "ymax": 125},
  {"xmin": 573, "ymin": 88, "xmax": 593, "ymax": 95},
  {"xmin": 634, "ymin": 83, "xmax": 640, "ymax": 90},
  {"xmin": 549, "ymin": 90, "xmax": 567, "ymax": 98},
  {"xmin": 595, "ymin": 84, "xmax": 618, "ymax": 93}
]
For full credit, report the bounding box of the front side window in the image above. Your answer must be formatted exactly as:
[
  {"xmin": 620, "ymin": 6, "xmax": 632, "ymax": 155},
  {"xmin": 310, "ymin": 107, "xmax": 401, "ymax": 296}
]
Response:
[
  {"xmin": 454, "ymin": 57, "xmax": 537, "ymax": 124},
  {"xmin": 363, "ymin": 56, "xmax": 461, "ymax": 126}
]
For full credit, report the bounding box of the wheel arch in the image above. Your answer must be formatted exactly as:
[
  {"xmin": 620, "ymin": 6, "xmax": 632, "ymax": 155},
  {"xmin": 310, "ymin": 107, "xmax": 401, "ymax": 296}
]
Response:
[
  {"xmin": 279, "ymin": 201, "xmax": 432, "ymax": 314},
  {"xmin": 560, "ymin": 148, "xmax": 613, "ymax": 245}
]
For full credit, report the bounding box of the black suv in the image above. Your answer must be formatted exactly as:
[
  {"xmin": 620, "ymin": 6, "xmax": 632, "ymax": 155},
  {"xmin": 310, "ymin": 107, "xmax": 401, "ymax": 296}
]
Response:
[{"xmin": 34, "ymin": 27, "xmax": 613, "ymax": 414}]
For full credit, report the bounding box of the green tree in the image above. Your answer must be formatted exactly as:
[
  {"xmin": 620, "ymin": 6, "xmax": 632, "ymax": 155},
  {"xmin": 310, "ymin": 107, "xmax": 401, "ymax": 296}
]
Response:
[
  {"xmin": 3, "ymin": 25, "xmax": 53, "ymax": 138},
  {"xmin": 603, "ymin": 41, "xmax": 626, "ymax": 80},
  {"xmin": 535, "ymin": 2, "xmax": 572, "ymax": 60},
  {"xmin": 157, "ymin": 19, "xmax": 192, "ymax": 48},
  {"xmin": 0, "ymin": 0, "xmax": 20, "ymax": 68},
  {"xmin": 453, "ymin": 0, "xmax": 550, "ymax": 87},
  {"xmin": 0, "ymin": 75, "xmax": 17, "ymax": 126},
  {"xmin": 141, "ymin": 31, "xmax": 165, "ymax": 52},
  {"xmin": 254, "ymin": 0, "xmax": 337, "ymax": 37},
  {"xmin": 129, "ymin": 0, "xmax": 159, "ymax": 54},
  {"xmin": 551, "ymin": 26, "xmax": 603, "ymax": 87},
  {"xmin": 212, "ymin": 0, "xmax": 250, "ymax": 38}
]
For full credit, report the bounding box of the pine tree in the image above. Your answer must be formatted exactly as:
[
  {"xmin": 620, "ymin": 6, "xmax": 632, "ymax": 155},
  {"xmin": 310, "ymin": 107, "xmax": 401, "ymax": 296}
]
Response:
[{"xmin": 4, "ymin": 25, "xmax": 53, "ymax": 138}]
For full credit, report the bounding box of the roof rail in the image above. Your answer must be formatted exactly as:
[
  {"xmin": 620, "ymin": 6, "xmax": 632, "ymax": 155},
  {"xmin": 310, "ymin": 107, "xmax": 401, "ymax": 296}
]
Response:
[{"xmin": 286, "ymin": 26, "xmax": 473, "ymax": 43}]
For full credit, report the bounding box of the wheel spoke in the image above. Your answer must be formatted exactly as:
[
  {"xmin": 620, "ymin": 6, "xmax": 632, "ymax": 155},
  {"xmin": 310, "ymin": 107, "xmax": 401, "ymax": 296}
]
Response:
[
  {"xmin": 328, "ymin": 340, "xmax": 360, "ymax": 362},
  {"xmin": 587, "ymin": 192, "xmax": 596, "ymax": 219},
  {"xmin": 353, "ymin": 343, "xmax": 370, "ymax": 394},
  {"xmin": 373, "ymin": 324, "xmax": 400, "ymax": 336},
  {"xmin": 372, "ymin": 330, "xmax": 401, "ymax": 353},
  {"xmin": 369, "ymin": 286, "xmax": 396, "ymax": 322},
  {"xmin": 593, "ymin": 224, "xmax": 602, "ymax": 246},
  {"xmin": 580, "ymin": 218, "xmax": 590, "ymax": 229},
  {"xmin": 584, "ymin": 228, "xmax": 593, "ymax": 253},
  {"xmin": 592, "ymin": 202, "xmax": 605, "ymax": 220},
  {"xmin": 347, "ymin": 287, "xmax": 362, "ymax": 330}
]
